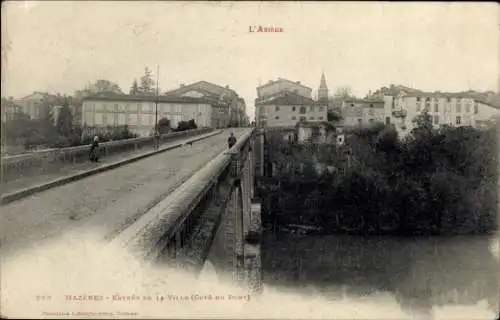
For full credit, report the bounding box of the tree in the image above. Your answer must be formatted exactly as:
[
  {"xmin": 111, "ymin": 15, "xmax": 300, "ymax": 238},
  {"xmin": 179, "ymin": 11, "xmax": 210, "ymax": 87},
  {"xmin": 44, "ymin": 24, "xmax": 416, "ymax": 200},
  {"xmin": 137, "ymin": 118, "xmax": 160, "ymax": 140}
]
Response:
[
  {"xmin": 74, "ymin": 79, "xmax": 123, "ymax": 100},
  {"xmin": 157, "ymin": 117, "xmax": 171, "ymax": 134},
  {"xmin": 129, "ymin": 79, "xmax": 140, "ymax": 95},
  {"xmin": 138, "ymin": 67, "xmax": 155, "ymax": 96},
  {"xmin": 56, "ymin": 98, "xmax": 74, "ymax": 137},
  {"xmin": 332, "ymin": 86, "xmax": 354, "ymax": 100}
]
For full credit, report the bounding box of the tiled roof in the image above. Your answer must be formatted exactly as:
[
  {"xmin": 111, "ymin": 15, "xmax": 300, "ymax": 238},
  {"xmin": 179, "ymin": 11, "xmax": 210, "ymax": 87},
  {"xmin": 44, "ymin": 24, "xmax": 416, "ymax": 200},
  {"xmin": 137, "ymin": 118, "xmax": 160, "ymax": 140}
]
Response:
[
  {"xmin": 474, "ymin": 98, "xmax": 500, "ymax": 110},
  {"xmin": 255, "ymin": 91, "xmax": 314, "ymax": 106},
  {"xmin": 257, "ymin": 78, "xmax": 312, "ymax": 91},
  {"xmin": 165, "ymin": 81, "xmax": 238, "ymax": 98},
  {"xmin": 83, "ymin": 93, "xmax": 211, "ymax": 104}
]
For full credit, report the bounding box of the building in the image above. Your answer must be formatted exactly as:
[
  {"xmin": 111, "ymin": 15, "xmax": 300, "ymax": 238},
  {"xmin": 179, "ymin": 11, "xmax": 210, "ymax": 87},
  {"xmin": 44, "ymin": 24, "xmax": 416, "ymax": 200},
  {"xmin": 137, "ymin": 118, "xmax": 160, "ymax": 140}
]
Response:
[
  {"xmin": 341, "ymin": 99, "xmax": 385, "ymax": 126},
  {"xmin": 367, "ymin": 85, "xmax": 500, "ymax": 138},
  {"xmin": 296, "ymin": 121, "xmax": 339, "ymax": 144},
  {"xmin": 255, "ymin": 91, "xmax": 325, "ymax": 128},
  {"xmin": 10, "ymin": 92, "xmax": 81, "ymax": 126},
  {"xmin": 1, "ymin": 98, "xmax": 22, "ymax": 122},
  {"xmin": 164, "ymin": 81, "xmax": 247, "ymax": 127},
  {"xmin": 81, "ymin": 93, "xmax": 212, "ymax": 137},
  {"xmin": 257, "ymin": 78, "xmax": 313, "ymax": 99},
  {"xmin": 474, "ymin": 99, "xmax": 500, "ymax": 123}
]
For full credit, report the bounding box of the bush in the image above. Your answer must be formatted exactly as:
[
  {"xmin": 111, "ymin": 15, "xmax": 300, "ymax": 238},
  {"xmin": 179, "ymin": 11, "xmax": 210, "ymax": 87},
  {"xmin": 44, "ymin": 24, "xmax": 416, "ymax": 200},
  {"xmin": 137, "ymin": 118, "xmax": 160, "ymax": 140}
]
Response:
[{"xmin": 174, "ymin": 119, "xmax": 198, "ymax": 132}]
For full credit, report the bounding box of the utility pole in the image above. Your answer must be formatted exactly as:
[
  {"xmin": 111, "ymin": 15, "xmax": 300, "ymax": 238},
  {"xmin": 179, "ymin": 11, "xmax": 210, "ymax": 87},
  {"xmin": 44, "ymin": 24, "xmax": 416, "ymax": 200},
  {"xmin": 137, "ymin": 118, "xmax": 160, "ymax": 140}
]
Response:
[{"xmin": 155, "ymin": 65, "xmax": 160, "ymax": 150}]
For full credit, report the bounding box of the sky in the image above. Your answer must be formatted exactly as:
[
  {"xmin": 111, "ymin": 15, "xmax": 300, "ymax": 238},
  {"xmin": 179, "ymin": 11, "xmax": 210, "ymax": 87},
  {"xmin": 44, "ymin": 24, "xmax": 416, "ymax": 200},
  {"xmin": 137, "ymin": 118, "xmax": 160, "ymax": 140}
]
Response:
[{"xmin": 2, "ymin": 1, "xmax": 499, "ymax": 120}]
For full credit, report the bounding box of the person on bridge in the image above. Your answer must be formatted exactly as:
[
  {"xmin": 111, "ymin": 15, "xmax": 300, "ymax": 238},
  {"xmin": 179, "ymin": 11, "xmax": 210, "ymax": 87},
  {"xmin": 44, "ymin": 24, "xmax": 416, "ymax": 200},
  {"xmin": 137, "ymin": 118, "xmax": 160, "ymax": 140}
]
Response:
[
  {"xmin": 228, "ymin": 132, "xmax": 237, "ymax": 149},
  {"xmin": 89, "ymin": 136, "xmax": 100, "ymax": 163}
]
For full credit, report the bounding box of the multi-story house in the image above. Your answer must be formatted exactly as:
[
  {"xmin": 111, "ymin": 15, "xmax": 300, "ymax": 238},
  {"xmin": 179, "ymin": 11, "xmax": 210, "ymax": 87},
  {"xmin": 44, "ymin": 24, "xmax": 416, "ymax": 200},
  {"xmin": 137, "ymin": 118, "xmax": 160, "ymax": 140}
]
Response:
[
  {"xmin": 340, "ymin": 99, "xmax": 385, "ymax": 126},
  {"xmin": 368, "ymin": 85, "xmax": 500, "ymax": 138},
  {"xmin": 81, "ymin": 93, "xmax": 213, "ymax": 137},
  {"xmin": 1, "ymin": 98, "xmax": 22, "ymax": 122},
  {"xmin": 257, "ymin": 78, "xmax": 313, "ymax": 100},
  {"xmin": 164, "ymin": 81, "xmax": 246, "ymax": 127},
  {"xmin": 12, "ymin": 92, "xmax": 81, "ymax": 126},
  {"xmin": 255, "ymin": 91, "xmax": 326, "ymax": 128}
]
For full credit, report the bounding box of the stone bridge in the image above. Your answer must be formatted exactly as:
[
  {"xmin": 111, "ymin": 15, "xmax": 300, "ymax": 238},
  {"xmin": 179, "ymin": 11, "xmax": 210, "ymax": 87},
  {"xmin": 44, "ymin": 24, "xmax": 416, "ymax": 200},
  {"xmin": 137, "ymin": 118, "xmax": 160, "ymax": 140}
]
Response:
[
  {"xmin": 1, "ymin": 127, "xmax": 265, "ymax": 292},
  {"xmin": 108, "ymin": 127, "xmax": 265, "ymax": 292}
]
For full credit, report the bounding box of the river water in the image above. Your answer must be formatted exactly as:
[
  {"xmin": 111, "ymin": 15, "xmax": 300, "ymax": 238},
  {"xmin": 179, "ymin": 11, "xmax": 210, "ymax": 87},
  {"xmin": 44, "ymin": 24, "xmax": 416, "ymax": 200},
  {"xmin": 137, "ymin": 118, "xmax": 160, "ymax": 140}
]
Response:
[{"xmin": 262, "ymin": 233, "xmax": 499, "ymax": 319}]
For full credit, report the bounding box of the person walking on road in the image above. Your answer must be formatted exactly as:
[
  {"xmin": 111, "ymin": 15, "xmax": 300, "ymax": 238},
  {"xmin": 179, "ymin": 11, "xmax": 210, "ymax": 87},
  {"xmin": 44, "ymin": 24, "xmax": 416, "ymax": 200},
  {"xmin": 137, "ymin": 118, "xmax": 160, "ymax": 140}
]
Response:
[
  {"xmin": 89, "ymin": 135, "xmax": 100, "ymax": 163},
  {"xmin": 228, "ymin": 132, "xmax": 237, "ymax": 149}
]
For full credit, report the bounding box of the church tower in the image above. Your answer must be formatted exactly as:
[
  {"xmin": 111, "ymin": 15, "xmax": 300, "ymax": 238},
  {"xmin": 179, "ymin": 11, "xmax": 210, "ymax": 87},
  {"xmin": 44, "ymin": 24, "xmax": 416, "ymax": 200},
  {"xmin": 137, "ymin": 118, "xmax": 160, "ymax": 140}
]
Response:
[{"xmin": 318, "ymin": 72, "xmax": 329, "ymax": 102}]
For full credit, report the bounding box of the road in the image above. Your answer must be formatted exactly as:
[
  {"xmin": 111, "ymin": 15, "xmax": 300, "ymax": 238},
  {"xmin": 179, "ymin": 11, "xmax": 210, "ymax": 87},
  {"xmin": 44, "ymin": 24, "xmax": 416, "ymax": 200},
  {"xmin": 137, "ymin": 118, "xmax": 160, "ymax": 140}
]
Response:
[
  {"xmin": 0, "ymin": 128, "xmax": 249, "ymax": 259},
  {"xmin": 1, "ymin": 130, "xmax": 214, "ymax": 196}
]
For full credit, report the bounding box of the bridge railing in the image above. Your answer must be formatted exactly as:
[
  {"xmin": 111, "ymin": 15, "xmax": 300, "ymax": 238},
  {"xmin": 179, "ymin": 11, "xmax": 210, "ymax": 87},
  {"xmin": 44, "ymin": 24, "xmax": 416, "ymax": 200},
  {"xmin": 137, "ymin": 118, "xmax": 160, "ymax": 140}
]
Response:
[
  {"xmin": 1, "ymin": 128, "xmax": 213, "ymax": 183},
  {"xmin": 112, "ymin": 128, "xmax": 255, "ymax": 264}
]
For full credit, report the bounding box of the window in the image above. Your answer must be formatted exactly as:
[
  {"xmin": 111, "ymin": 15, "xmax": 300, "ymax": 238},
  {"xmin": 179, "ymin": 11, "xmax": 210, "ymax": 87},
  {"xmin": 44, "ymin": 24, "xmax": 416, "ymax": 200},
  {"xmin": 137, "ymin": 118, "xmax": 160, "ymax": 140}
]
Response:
[
  {"xmin": 433, "ymin": 115, "xmax": 439, "ymax": 124},
  {"xmin": 465, "ymin": 103, "xmax": 471, "ymax": 113},
  {"xmin": 319, "ymin": 106, "xmax": 324, "ymax": 112},
  {"xmin": 351, "ymin": 104, "xmax": 355, "ymax": 108},
  {"xmin": 474, "ymin": 103, "xmax": 479, "ymax": 114},
  {"xmin": 446, "ymin": 104, "xmax": 452, "ymax": 113},
  {"xmin": 358, "ymin": 119, "xmax": 362, "ymax": 124},
  {"xmin": 299, "ymin": 116, "xmax": 306, "ymax": 122},
  {"xmin": 425, "ymin": 97, "xmax": 431, "ymax": 102},
  {"xmin": 338, "ymin": 167, "xmax": 345, "ymax": 176},
  {"xmin": 456, "ymin": 104, "xmax": 461, "ymax": 113},
  {"xmin": 456, "ymin": 116, "xmax": 461, "ymax": 125},
  {"xmin": 275, "ymin": 116, "xmax": 280, "ymax": 120},
  {"xmin": 416, "ymin": 104, "xmax": 421, "ymax": 112},
  {"xmin": 292, "ymin": 106, "xmax": 296, "ymax": 112},
  {"xmin": 275, "ymin": 106, "xmax": 280, "ymax": 112},
  {"xmin": 309, "ymin": 116, "xmax": 314, "ymax": 120},
  {"xmin": 385, "ymin": 116, "xmax": 391, "ymax": 125},
  {"xmin": 318, "ymin": 116, "xmax": 323, "ymax": 120},
  {"xmin": 137, "ymin": 103, "xmax": 142, "ymax": 112},
  {"xmin": 434, "ymin": 104, "xmax": 438, "ymax": 112},
  {"xmin": 369, "ymin": 104, "xmax": 374, "ymax": 108},
  {"xmin": 299, "ymin": 106, "xmax": 306, "ymax": 114},
  {"xmin": 416, "ymin": 97, "xmax": 421, "ymax": 102},
  {"xmin": 291, "ymin": 116, "xmax": 296, "ymax": 120},
  {"xmin": 369, "ymin": 118, "xmax": 374, "ymax": 123}
]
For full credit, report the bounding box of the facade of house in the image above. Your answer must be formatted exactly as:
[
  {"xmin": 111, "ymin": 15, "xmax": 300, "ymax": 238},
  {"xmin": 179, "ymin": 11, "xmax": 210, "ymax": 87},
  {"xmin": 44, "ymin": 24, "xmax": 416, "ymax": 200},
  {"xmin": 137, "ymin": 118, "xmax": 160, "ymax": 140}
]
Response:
[
  {"xmin": 257, "ymin": 78, "xmax": 313, "ymax": 99},
  {"xmin": 164, "ymin": 81, "xmax": 246, "ymax": 127},
  {"xmin": 296, "ymin": 121, "xmax": 339, "ymax": 144},
  {"xmin": 10, "ymin": 92, "xmax": 81, "ymax": 126},
  {"xmin": 81, "ymin": 94, "xmax": 212, "ymax": 137},
  {"xmin": 367, "ymin": 86, "xmax": 500, "ymax": 138},
  {"xmin": 341, "ymin": 99, "xmax": 385, "ymax": 126},
  {"xmin": 255, "ymin": 91, "xmax": 325, "ymax": 128},
  {"xmin": 1, "ymin": 98, "xmax": 22, "ymax": 122}
]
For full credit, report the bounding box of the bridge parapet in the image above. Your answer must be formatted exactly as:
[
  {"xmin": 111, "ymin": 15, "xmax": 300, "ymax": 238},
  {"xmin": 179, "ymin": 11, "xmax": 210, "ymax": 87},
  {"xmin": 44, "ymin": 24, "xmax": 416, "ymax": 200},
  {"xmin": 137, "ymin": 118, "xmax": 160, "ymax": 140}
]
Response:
[
  {"xmin": 1, "ymin": 128, "xmax": 213, "ymax": 183},
  {"xmin": 110, "ymin": 128, "xmax": 262, "ymax": 292}
]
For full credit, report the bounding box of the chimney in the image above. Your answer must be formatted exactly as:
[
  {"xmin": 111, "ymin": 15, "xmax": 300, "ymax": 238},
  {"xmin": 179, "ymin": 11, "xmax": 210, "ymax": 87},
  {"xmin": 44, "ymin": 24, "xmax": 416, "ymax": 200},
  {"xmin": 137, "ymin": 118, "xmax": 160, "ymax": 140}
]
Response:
[
  {"xmin": 296, "ymin": 81, "xmax": 301, "ymax": 84},
  {"xmin": 180, "ymin": 84, "xmax": 185, "ymax": 87},
  {"xmin": 225, "ymin": 85, "xmax": 229, "ymax": 89}
]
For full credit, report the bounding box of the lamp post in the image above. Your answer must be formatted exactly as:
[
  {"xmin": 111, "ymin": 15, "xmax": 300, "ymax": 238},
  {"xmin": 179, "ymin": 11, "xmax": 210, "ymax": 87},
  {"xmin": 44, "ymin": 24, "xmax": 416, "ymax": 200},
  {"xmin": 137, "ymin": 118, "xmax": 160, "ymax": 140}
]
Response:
[{"xmin": 154, "ymin": 65, "xmax": 160, "ymax": 150}]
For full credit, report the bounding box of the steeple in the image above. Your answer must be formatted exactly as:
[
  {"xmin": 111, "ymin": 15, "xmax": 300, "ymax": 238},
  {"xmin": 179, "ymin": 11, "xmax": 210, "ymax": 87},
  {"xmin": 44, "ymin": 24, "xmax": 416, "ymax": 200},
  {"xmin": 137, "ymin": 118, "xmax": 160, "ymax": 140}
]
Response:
[{"xmin": 318, "ymin": 72, "xmax": 329, "ymax": 101}]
